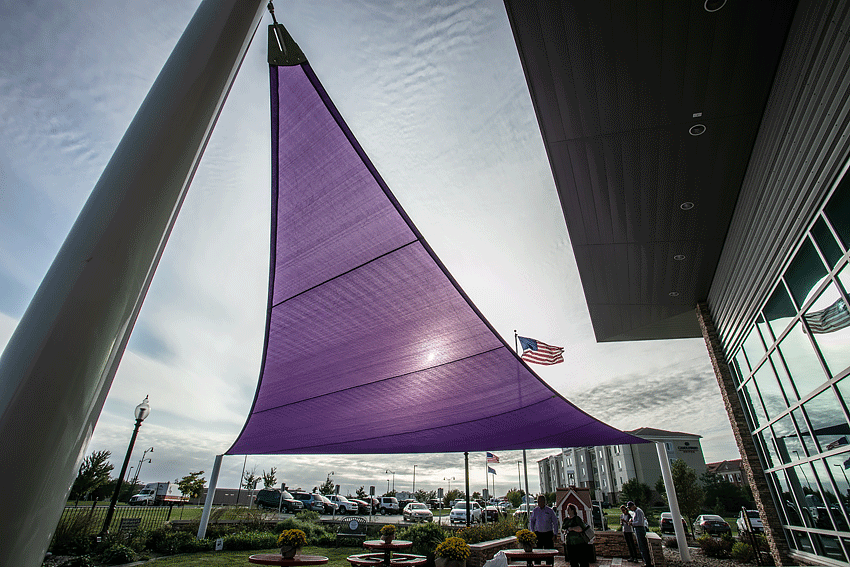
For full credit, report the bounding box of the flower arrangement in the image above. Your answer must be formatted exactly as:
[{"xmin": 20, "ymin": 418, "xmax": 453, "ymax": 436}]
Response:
[
  {"xmin": 435, "ymin": 537, "xmax": 471, "ymax": 562},
  {"xmin": 516, "ymin": 529, "xmax": 537, "ymax": 547},
  {"xmin": 277, "ymin": 529, "xmax": 308, "ymax": 548},
  {"xmin": 380, "ymin": 524, "xmax": 396, "ymax": 536}
]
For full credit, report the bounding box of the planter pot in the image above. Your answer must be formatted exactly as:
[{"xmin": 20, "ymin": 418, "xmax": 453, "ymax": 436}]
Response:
[
  {"xmin": 435, "ymin": 557, "xmax": 465, "ymax": 567},
  {"xmin": 382, "ymin": 535, "xmax": 394, "ymax": 544},
  {"xmin": 280, "ymin": 546, "xmax": 301, "ymax": 559},
  {"xmin": 522, "ymin": 544, "xmax": 533, "ymax": 553}
]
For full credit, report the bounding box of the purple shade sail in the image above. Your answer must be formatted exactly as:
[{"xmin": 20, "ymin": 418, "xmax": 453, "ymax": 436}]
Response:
[{"xmin": 226, "ymin": 61, "xmax": 646, "ymax": 455}]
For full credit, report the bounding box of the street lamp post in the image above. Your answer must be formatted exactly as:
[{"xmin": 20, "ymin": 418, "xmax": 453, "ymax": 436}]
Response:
[
  {"xmin": 412, "ymin": 465, "xmax": 416, "ymax": 494},
  {"xmin": 101, "ymin": 396, "xmax": 150, "ymax": 535},
  {"xmin": 386, "ymin": 469, "xmax": 395, "ymax": 492},
  {"xmin": 131, "ymin": 447, "xmax": 154, "ymax": 486},
  {"xmin": 443, "ymin": 477, "xmax": 454, "ymax": 494}
]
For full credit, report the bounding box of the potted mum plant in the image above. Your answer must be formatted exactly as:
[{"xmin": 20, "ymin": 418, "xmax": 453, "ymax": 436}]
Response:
[
  {"xmin": 381, "ymin": 524, "xmax": 396, "ymax": 543},
  {"xmin": 435, "ymin": 536, "xmax": 471, "ymax": 567},
  {"xmin": 277, "ymin": 528, "xmax": 307, "ymax": 558},
  {"xmin": 516, "ymin": 529, "xmax": 537, "ymax": 553}
]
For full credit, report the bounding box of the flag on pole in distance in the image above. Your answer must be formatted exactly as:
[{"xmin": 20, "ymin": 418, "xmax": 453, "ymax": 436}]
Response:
[
  {"xmin": 826, "ymin": 436, "xmax": 848, "ymax": 450},
  {"xmin": 518, "ymin": 336, "xmax": 564, "ymax": 365},
  {"xmin": 488, "ymin": 466, "xmax": 497, "ymax": 475},
  {"xmin": 487, "ymin": 452, "xmax": 500, "ymax": 463}
]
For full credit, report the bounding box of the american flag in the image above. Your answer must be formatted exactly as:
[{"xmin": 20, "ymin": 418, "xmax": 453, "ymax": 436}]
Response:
[
  {"xmin": 487, "ymin": 452, "xmax": 500, "ymax": 463},
  {"xmin": 488, "ymin": 466, "xmax": 497, "ymax": 475},
  {"xmin": 518, "ymin": 336, "xmax": 564, "ymax": 365},
  {"xmin": 804, "ymin": 298, "xmax": 850, "ymax": 334},
  {"xmin": 826, "ymin": 436, "xmax": 848, "ymax": 450}
]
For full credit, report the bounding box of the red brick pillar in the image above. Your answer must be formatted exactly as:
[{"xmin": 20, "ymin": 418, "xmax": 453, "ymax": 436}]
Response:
[{"xmin": 696, "ymin": 302, "xmax": 792, "ymax": 566}]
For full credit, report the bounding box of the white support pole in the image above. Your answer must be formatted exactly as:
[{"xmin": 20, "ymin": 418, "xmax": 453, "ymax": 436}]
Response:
[
  {"xmin": 198, "ymin": 455, "xmax": 224, "ymax": 540},
  {"xmin": 656, "ymin": 442, "xmax": 690, "ymax": 561},
  {"xmin": 0, "ymin": 2, "xmax": 265, "ymax": 566}
]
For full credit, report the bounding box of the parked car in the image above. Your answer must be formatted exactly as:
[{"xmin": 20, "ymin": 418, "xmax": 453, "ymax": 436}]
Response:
[
  {"xmin": 513, "ymin": 503, "xmax": 534, "ymax": 519},
  {"xmin": 428, "ymin": 498, "xmax": 443, "ymax": 509},
  {"xmin": 254, "ymin": 489, "xmax": 304, "ymax": 513},
  {"xmin": 496, "ymin": 501, "xmax": 513, "ymax": 512},
  {"xmin": 291, "ymin": 491, "xmax": 328, "ymax": 513},
  {"xmin": 483, "ymin": 505, "xmax": 502, "ymax": 522},
  {"xmin": 693, "ymin": 514, "xmax": 732, "ymax": 536},
  {"xmin": 349, "ymin": 498, "xmax": 370, "ymax": 514},
  {"xmin": 737, "ymin": 509, "xmax": 763, "ymax": 535},
  {"xmin": 403, "ymin": 502, "xmax": 434, "ymax": 522},
  {"xmin": 659, "ymin": 512, "xmax": 688, "ymax": 535},
  {"xmin": 398, "ymin": 498, "xmax": 416, "ymax": 511},
  {"xmin": 450, "ymin": 501, "xmax": 482, "ymax": 524},
  {"xmin": 328, "ymin": 494, "xmax": 359, "ymax": 514},
  {"xmin": 317, "ymin": 494, "xmax": 338, "ymax": 514},
  {"xmin": 380, "ymin": 496, "xmax": 400, "ymax": 514}
]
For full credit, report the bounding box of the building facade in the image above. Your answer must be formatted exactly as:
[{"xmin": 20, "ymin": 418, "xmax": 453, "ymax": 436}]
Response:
[
  {"xmin": 707, "ymin": 459, "xmax": 745, "ymax": 487},
  {"xmin": 538, "ymin": 428, "xmax": 706, "ymax": 505}
]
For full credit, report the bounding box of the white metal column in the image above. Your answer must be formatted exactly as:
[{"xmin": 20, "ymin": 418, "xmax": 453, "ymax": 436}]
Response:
[
  {"xmin": 656, "ymin": 442, "xmax": 691, "ymax": 561},
  {"xmin": 198, "ymin": 455, "xmax": 224, "ymax": 539},
  {"xmin": 0, "ymin": 2, "xmax": 265, "ymax": 566}
]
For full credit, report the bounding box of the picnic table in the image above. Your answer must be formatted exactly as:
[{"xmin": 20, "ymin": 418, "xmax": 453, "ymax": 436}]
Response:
[
  {"xmin": 248, "ymin": 554, "xmax": 329, "ymax": 566},
  {"xmin": 503, "ymin": 548, "xmax": 559, "ymax": 567},
  {"xmin": 347, "ymin": 539, "xmax": 426, "ymax": 567}
]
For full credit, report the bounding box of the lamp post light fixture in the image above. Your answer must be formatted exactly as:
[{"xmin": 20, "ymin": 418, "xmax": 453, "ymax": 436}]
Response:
[
  {"xmin": 101, "ymin": 396, "xmax": 150, "ymax": 535},
  {"xmin": 132, "ymin": 446, "xmax": 154, "ymax": 486},
  {"xmin": 386, "ymin": 469, "xmax": 395, "ymax": 492},
  {"xmin": 443, "ymin": 476, "xmax": 455, "ymax": 494}
]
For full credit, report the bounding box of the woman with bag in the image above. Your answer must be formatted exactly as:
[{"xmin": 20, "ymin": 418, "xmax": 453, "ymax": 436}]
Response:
[{"xmin": 564, "ymin": 503, "xmax": 591, "ymax": 567}]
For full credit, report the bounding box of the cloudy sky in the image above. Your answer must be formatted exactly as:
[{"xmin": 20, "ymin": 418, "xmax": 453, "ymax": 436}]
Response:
[{"xmin": 0, "ymin": 0, "xmax": 738, "ymax": 496}]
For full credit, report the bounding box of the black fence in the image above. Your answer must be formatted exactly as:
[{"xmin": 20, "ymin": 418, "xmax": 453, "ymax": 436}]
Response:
[{"xmin": 55, "ymin": 503, "xmax": 179, "ymax": 538}]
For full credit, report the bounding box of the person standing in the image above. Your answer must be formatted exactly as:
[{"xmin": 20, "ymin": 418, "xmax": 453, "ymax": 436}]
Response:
[
  {"xmin": 563, "ymin": 503, "xmax": 590, "ymax": 567},
  {"xmin": 620, "ymin": 504, "xmax": 639, "ymax": 562},
  {"xmin": 529, "ymin": 494, "xmax": 559, "ymax": 565},
  {"xmin": 628, "ymin": 501, "xmax": 653, "ymax": 567}
]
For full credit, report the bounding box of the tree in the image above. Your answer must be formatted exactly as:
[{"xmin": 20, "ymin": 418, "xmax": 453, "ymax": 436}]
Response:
[
  {"xmin": 242, "ymin": 468, "xmax": 259, "ymax": 490},
  {"xmin": 71, "ymin": 450, "xmax": 114, "ymax": 502},
  {"xmin": 414, "ymin": 489, "xmax": 435, "ymax": 503},
  {"xmin": 356, "ymin": 486, "xmax": 368, "ymax": 499},
  {"xmin": 262, "ymin": 467, "xmax": 277, "ymax": 489},
  {"xmin": 505, "ymin": 489, "xmax": 525, "ymax": 508},
  {"xmin": 383, "ymin": 489, "xmax": 397, "ymax": 497},
  {"xmin": 701, "ymin": 470, "xmax": 749, "ymax": 515},
  {"xmin": 319, "ymin": 475, "xmax": 336, "ymax": 495},
  {"xmin": 657, "ymin": 460, "xmax": 704, "ymax": 523},
  {"xmin": 619, "ymin": 478, "xmax": 651, "ymax": 506},
  {"xmin": 178, "ymin": 471, "xmax": 206, "ymax": 499},
  {"xmin": 472, "ymin": 491, "xmax": 482, "ymax": 500},
  {"xmin": 444, "ymin": 488, "xmax": 463, "ymax": 507}
]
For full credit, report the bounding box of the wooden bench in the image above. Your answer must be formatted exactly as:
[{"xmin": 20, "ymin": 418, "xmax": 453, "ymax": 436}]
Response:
[{"xmin": 336, "ymin": 516, "xmax": 368, "ymax": 545}]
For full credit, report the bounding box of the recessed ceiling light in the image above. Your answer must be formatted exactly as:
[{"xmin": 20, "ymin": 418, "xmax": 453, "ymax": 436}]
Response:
[
  {"xmin": 680, "ymin": 202, "xmax": 694, "ymax": 210},
  {"xmin": 689, "ymin": 124, "xmax": 706, "ymax": 136},
  {"xmin": 673, "ymin": 254, "xmax": 686, "ymax": 261},
  {"xmin": 705, "ymin": 0, "xmax": 727, "ymax": 12},
  {"xmin": 669, "ymin": 292, "xmax": 680, "ymax": 297}
]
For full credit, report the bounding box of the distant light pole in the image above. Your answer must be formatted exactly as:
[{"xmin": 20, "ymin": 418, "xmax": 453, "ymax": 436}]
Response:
[
  {"xmin": 131, "ymin": 446, "xmax": 154, "ymax": 486},
  {"xmin": 386, "ymin": 469, "xmax": 395, "ymax": 492},
  {"xmin": 412, "ymin": 465, "xmax": 417, "ymax": 494},
  {"xmin": 444, "ymin": 476, "xmax": 455, "ymax": 494},
  {"xmin": 101, "ymin": 396, "xmax": 150, "ymax": 535}
]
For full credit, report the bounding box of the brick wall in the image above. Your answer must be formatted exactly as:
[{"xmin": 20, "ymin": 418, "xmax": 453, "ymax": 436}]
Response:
[
  {"xmin": 589, "ymin": 531, "xmax": 665, "ymax": 567},
  {"xmin": 467, "ymin": 537, "xmax": 518, "ymax": 567}
]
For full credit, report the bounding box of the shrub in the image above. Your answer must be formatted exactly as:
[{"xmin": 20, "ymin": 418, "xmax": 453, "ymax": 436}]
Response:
[
  {"xmin": 435, "ymin": 537, "xmax": 471, "ymax": 561},
  {"xmin": 457, "ymin": 519, "xmax": 520, "ymax": 544},
  {"xmin": 99, "ymin": 543, "xmax": 136, "ymax": 565},
  {"xmin": 62, "ymin": 556, "xmax": 96, "ymax": 567},
  {"xmin": 698, "ymin": 534, "xmax": 734, "ymax": 558},
  {"xmin": 146, "ymin": 527, "xmax": 201, "ymax": 555},
  {"xmin": 296, "ymin": 510, "xmax": 320, "ymax": 522},
  {"xmin": 731, "ymin": 542, "xmax": 755, "ymax": 563},
  {"xmin": 664, "ymin": 537, "xmax": 678, "ymax": 549},
  {"xmin": 223, "ymin": 531, "xmax": 279, "ymax": 551},
  {"xmin": 396, "ymin": 521, "xmax": 448, "ymax": 556},
  {"xmin": 49, "ymin": 512, "xmax": 98, "ymax": 555},
  {"xmin": 278, "ymin": 529, "xmax": 308, "ymax": 548}
]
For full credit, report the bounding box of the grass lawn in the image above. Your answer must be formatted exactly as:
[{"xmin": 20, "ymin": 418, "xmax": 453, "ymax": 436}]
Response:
[{"xmin": 145, "ymin": 545, "xmax": 361, "ymax": 566}]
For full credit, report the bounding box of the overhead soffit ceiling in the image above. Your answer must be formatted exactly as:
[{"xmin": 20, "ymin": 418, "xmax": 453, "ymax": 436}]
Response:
[{"xmin": 503, "ymin": 0, "xmax": 798, "ymax": 342}]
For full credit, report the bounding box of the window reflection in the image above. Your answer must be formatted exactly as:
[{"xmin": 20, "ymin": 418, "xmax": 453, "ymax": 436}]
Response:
[
  {"xmin": 773, "ymin": 414, "xmax": 805, "ymax": 463},
  {"xmin": 742, "ymin": 326, "xmax": 767, "ymax": 369},
  {"xmin": 785, "ymin": 238, "xmax": 828, "ymax": 308},
  {"xmin": 794, "ymin": 408, "xmax": 819, "ymax": 457},
  {"xmin": 805, "ymin": 280, "xmax": 850, "ymax": 379},
  {"xmin": 788, "ymin": 461, "xmax": 834, "ymax": 530},
  {"xmin": 803, "ymin": 387, "xmax": 850, "ymax": 453},
  {"xmin": 771, "ymin": 350, "xmax": 799, "ymax": 402},
  {"xmin": 825, "ymin": 454, "xmax": 850, "ymax": 530},
  {"xmin": 759, "ymin": 429, "xmax": 780, "ymax": 469},
  {"xmin": 790, "ymin": 529, "xmax": 815, "ymax": 553},
  {"xmin": 824, "ymin": 174, "xmax": 850, "ymax": 250},
  {"xmin": 735, "ymin": 348, "xmax": 752, "ymax": 377},
  {"xmin": 742, "ymin": 379, "xmax": 766, "ymax": 429},
  {"xmin": 764, "ymin": 283, "xmax": 797, "ymax": 342},
  {"xmin": 754, "ymin": 360, "xmax": 788, "ymax": 419},
  {"xmin": 812, "ymin": 217, "xmax": 843, "ymax": 268},
  {"xmin": 811, "ymin": 458, "xmax": 850, "ymax": 533},
  {"xmin": 778, "ymin": 321, "xmax": 828, "ymax": 399},
  {"xmin": 814, "ymin": 533, "xmax": 847, "ymax": 561},
  {"xmin": 775, "ymin": 469, "xmax": 806, "ymax": 528}
]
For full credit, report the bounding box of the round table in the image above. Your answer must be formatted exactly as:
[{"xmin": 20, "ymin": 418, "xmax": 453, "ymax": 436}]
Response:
[
  {"xmin": 357, "ymin": 539, "xmax": 418, "ymax": 567},
  {"xmin": 248, "ymin": 554, "xmax": 329, "ymax": 566},
  {"xmin": 503, "ymin": 548, "xmax": 559, "ymax": 567}
]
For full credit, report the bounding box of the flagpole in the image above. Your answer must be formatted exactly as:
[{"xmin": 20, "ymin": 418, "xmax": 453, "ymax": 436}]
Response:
[
  {"xmin": 514, "ymin": 330, "xmax": 518, "ymax": 353},
  {"xmin": 523, "ymin": 449, "xmax": 530, "ymax": 504}
]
